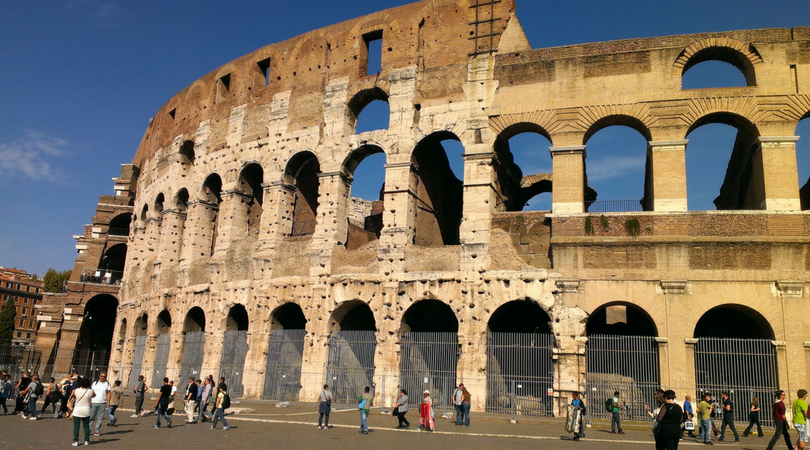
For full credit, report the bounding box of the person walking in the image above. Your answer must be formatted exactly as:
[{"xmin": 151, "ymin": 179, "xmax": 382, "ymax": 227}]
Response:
[
  {"xmin": 682, "ymin": 394, "xmax": 695, "ymax": 438},
  {"xmin": 199, "ymin": 378, "xmax": 212, "ymax": 422},
  {"xmin": 317, "ymin": 384, "xmax": 332, "ymax": 429},
  {"xmin": 22, "ymin": 373, "xmax": 41, "ymax": 420},
  {"xmin": 69, "ymin": 377, "xmax": 95, "ymax": 446},
  {"xmin": 107, "ymin": 380, "xmax": 123, "ymax": 426},
  {"xmin": 184, "ymin": 376, "xmax": 198, "ymax": 423},
  {"xmin": 154, "ymin": 377, "xmax": 173, "ymax": 428},
  {"xmin": 0, "ymin": 373, "xmax": 11, "ymax": 414},
  {"xmin": 611, "ymin": 390, "xmax": 625, "ymax": 434},
  {"xmin": 59, "ymin": 374, "xmax": 72, "ymax": 418},
  {"xmin": 718, "ymin": 391, "xmax": 740, "ymax": 443},
  {"xmin": 89, "ymin": 373, "xmax": 111, "ymax": 436},
  {"xmin": 647, "ymin": 389, "xmax": 666, "ymax": 449},
  {"xmin": 743, "ymin": 397, "xmax": 763, "ymax": 437},
  {"xmin": 14, "ymin": 370, "xmax": 31, "ymax": 415},
  {"xmin": 194, "ymin": 379, "xmax": 203, "ymax": 421},
  {"xmin": 39, "ymin": 377, "xmax": 61, "ymax": 419},
  {"xmin": 697, "ymin": 393, "xmax": 714, "ymax": 445},
  {"xmin": 571, "ymin": 391, "xmax": 586, "ymax": 441},
  {"xmin": 794, "ymin": 390, "xmax": 808, "ymax": 450},
  {"xmin": 766, "ymin": 390, "xmax": 794, "ymax": 450},
  {"xmin": 419, "ymin": 390, "xmax": 434, "ymax": 432},
  {"xmin": 210, "ymin": 383, "xmax": 229, "ymax": 430},
  {"xmin": 394, "ymin": 389, "xmax": 410, "ymax": 429},
  {"xmin": 358, "ymin": 385, "xmax": 373, "ymax": 434},
  {"xmin": 655, "ymin": 390, "xmax": 684, "ymax": 450},
  {"xmin": 131, "ymin": 375, "xmax": 146, "ymax": 417}
]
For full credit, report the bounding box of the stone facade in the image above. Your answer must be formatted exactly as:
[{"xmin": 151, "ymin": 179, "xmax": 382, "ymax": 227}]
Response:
[{"xmin": 36, "ymin": 0, "xmax": 810, "ymax": 415}]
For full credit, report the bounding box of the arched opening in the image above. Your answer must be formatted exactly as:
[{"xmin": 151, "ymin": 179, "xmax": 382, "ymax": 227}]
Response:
[
  {"xmin": 154, "ymin": 193, "xmax": 165, "ymax": 218},
  {"xmin": 486, "ymin": 300, "xmax": 554, "ymax": 416},
  {"xmin": 693, "ymin": 305, "xmax": 778, "ymax": 423},
  {"xmin": 180, "ymin": 307, "xmax": 206, "ymax": 380},
  {"xmin": 494, "ymin": 124, "xmax": 554, "ymax": 211},
  {"xmin": 238, "ymin": 163, "xmax": 264, "ymax": 234},
  {"xmin": 98, "ymin": 243, "xmax": 126, "ymax": 285},
  {"xmin": 151, "ymin": 310, "xmax": 172, "ymax": 388},
  {"xmin": 201, "ymin": 174, "xmax": 223, "ymax": 255},
  {"xmin": 166, "ymin": 188, "xmax": 190, "ymax": 264},
  {"xmin": 221, "ymin": 304, "xmax": 249, "ymax": 396},
  {"xmin": 585, "ymin": 302, "xmax": 659, "ymax": 421},
  {"xmin": 685, "ymin": 113, "xmax": 760, "ymax": 210},
  {"xmin": 263, "ymin": 303, "xmax": 307, "ymax": 401},
  {"xmin": 412, "ymin": 132, "xmax": 464, "ymax": 246},
  {"xmin": 343, "ymin": 145, "xmax": 386, "ymax": 250},
  {"xmin": 583, "ymin": 117, "xmax": 652, "ymax": 212},
  {"xmin": 72, "ymin": 294, "xmax": 118, "ymax": 379},
  {"xmin": 326, "ymin": 301, "xmax": 377, "ymax": 404},
  {"xmin": 797, "ymin": 116, "xmax": 810, "ymax": 210},
  {"xmin": 108, "ymin": 213, "xmax": 131, "ymax": 237},
  {"xmin": 175, "ymin": 188, "xmax": 189, "ymax": 211},
  {"xmin": 349, "ymin": 88, "xmax": 389, "ymax": 134},
  {"xmin": 681, "ymin": 47, "xmax": 756, "ymax": 89},
  {"xmin": 399, "ymin": 300, "xmax": 459, "ymax": 411},
  {"xmin": 284, "ymin": 152, "xmax": 320, "ymax": 237},
  {"xmin": 129, "ymin": 313, "xmax": 148, "ymax": 388},
  {"xmin": 178, "ymin": 140, "xmax": 195, "ymax": 166}
]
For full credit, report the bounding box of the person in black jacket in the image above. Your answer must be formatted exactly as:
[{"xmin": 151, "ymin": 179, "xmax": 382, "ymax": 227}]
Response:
[{"xmin": 656, "ymin": 390, "xmax": 684, "ymax": 450}]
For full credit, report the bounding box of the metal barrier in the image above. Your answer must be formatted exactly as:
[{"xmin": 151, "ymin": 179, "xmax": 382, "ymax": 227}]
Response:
[
  {"xmin": 129, "ymin": 335, "xmax": 146, "ymax": 388},
  {"xmin": 180, "ymin": 331, "xmax": 206, "ymax": 380},
  {"xmin": 220, "ymin": 330, "xmax": 249, "ymax": 396},
  {"xmin": 0, "ymin": 346, "xmax": 41, "ymax": 377},
  {"xmin": 585, "ymin": 199, "xmax": 645, "ymax": 213},
  {"xmin": 326, "ymin": 330, "xmax": 376, "ymax": 405},
  {"xmin": 399, "ymin": 332, "xmax": 458, "ymax": 412},
  {"xmin": 486, "ymin": 332, "xmax": 555, "ymax": 416},
  {"xmin": 151, "ymin": 333, "xmax": 171, "ymax": 387},
  {"xmin": 262, "ymin": 329, "xmax": 306, "ymax": 401}
]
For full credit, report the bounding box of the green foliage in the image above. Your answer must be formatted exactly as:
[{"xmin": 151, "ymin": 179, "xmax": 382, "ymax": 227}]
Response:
[
  {"xmin": 43, "ymin": 268, "xmax": 71, "ymax": 293},
  {"xmin": 599, "ymin": 215, "xmax": 610, "ymax": 231},
  {"xmin": 584, "ymin": 216, "xmax": 594, "ymax": 235},
  {"xmin": 0, "ymin": 298, "xmax": 16, "ymax": 346},
  {"xmin": 513, "ymin": 214, "xmax": 525, "ymax": 230},
  {"xmin": 29, "ymin": 273, "xmax": 38, "ymax": 281},
  {"xmin": 625, "ymin": 217, "xmax": 641, "ymax": 237}
]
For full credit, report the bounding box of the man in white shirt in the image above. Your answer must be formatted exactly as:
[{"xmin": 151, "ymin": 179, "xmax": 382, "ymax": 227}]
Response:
[{"xmin": 89, "ymin": 373, "xmax": 112, "ymax": 436}]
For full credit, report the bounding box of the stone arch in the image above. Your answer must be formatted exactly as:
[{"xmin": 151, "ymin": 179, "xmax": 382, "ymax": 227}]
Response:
[
  {"xmin": 224, "ymin": 304, "xmax": 249, "ymax": 332},
  {"xmin": 155, "ymin": 309, "xmax": 172, "ymax": 334},
  {"xmin": 269, "ymin": 302, "xmax": 307, "ymax": 331},
  {"xmin": 183, "ymin": 307, "xmax": 206, "ymax": 333},
  {"xmin": 134, "ymin": 312, "xmax": 149, "ymax": 337},
  {"xmin": 99, "ymin": 243, "xmax": 127, "ymax": 283},
  {"xmin": 153, "ymin": 193, "xmax": 165, "ymax": 217},
  {"xmin": 342, "ymin": 144, "xmax": 386, "ymax": 248},
  {"xmin": 693, "ymin": 304, "xmax": 775, "ymax": 340},
  {"xmin": 487, "ymin": 299, "xmax": 553, "ymax": 334},
  {"xmin": 237, "ymin": 162, "xmax": 264, "ymax": 234},
  {"xmin": 201, "ymin": 173, "xmax": 223, "ymax": 254},
  {"xmin": 494, "ymin": 123, "xmax": 554, "ymax": 211},
  {"xmin": 329, "ymin": 300, "xmax": 377, "ymax": 332},
  {"xmin": 583, "ymin": 115, "xmax": 653, "ymax": 145},
  {"xmin": 174, "ymin": 188, "xmax": 189, "ymax": 212},
  {"xmin": 401, "ymin": 299, "xmax": 459, "ymax": 333},
  {"xmin": 283, "ymin": 151, "xmax": 320, "ymax": 237},
  {"xmin": 585, "ymin": 301, "xmax": 658, "ymax": 337},
  {"xmin": 675, "ymin": 37, "xmax": 762, "ymax": 87},
  {"xmin": 348, "ymin": 87, "xmax": 390, "ymax": 133},
  {"xmin": 73, "ymin": 294, "xmax": 119, "ymax": 377},
  {"xmin": 201, "ymin": 173, "xmax": 223, "ymax": 203},
  {"xmin": 180, "ymin": 306, "xmax": 207, "ymax": 381},
  {"xmin": 108, "ymin": 213, "xmax": 131, "ymax": 236},
  {"xmin": 178, "ymin": 140, "xmax": 195, "ymax": 166}
]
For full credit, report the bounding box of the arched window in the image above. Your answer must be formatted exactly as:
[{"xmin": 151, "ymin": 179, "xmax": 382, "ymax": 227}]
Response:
[
  {"xmin": 284, "ymin": 152, "xmax": 320, "ymax": 237},
  {"xmin": 73, "ymin": 294, "xmax": 118, "ymax": 379},
  {"xmin": 154, "ymin": 193, "xmax": 165, "ymax": 218},
  {"xmin": 99, "ymin": 243, "xmax": 126, "ymax": 284},
  {"xmin": 681, "ymin": 46, "xmax": 756, "ymax": 89},
  {"xmin": 343, "ymin": 145, "xmax": 386, "ymax": 249},
  {"xmin": 349, "ymin": 88, "xmax": 389, "ymax": 134},
  {"xmin": 201, "ymin": 174, "xmax": 223, "ymax": 255},
  {"xmin": 178, "ymin": 140, "xmax": 195, "ymax": 166},
  {"xmin": 108, "ymin": 213, "xmax": 131, "ymax": 237},
  {"xmin": 494, "ymin": 124, "xmax": 553, "ymax": 211},
  {"xmin": 412, "ymin": 132, "xmax": 464, "ymax": 246},
  {"xmin": 180, "ymin": 307, "xmax": 206, "ymax": 379},
  {"xmin": 797, "ymin": 116, "xmax": 810, "ymax": 210},
  {"xmin": 238, "ymin": 163, "xmax": 264, "ymax": 234}
]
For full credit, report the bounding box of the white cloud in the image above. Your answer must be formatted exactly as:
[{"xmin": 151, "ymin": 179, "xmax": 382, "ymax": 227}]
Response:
[
  {"xmin": 0, "ymin": 130, "xmax": 70, "ymax": 182},
  {"xmin": 586, "ymin": 155, "xmax": 646, "ymax": 182}
]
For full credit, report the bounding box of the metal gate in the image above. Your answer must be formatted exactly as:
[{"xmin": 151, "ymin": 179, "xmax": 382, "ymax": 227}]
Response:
[
  {"xmin": 694, "ymin": 338, "xmax": 778, "ymax": 427},
  {"xmin": 326, "ymin": 330, "xmax": 376, "ymax": 404},
  {"xmin": 180, "ymin": 331, "xmax": 206, "ymax": 381},
  {"xmin": 585, "ymin": 335, "xmax": 660, "ymax": 421},
  {"xmin": 262, "ymin": 329, "xmax": 306, "ymax": 401},
  {"xmin": 71, "ymin": 348, "xmax": 108, "ymax": 380},
  {"xmin": 129, "ymin": 335, "xmax": 146, "ymax": 389},
  {"xmin": 151, "ymin": 333, "xmax": 171, "ymax": 388},
  {"xmin": 486, "ymin": 332, "xmax": 555, "ymax": 416},
  {"xmin": 400, "ymin": 332, "xmax": 458, "ymax": 412},
  {"xmin": 220, "ymin": 330, "xmax": 249, "ymax": 397}
]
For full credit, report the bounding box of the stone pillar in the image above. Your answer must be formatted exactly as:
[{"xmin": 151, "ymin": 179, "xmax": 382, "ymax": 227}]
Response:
[
  {"xmin": 143, "ymin": 217, "xmax": 161, "ymax": 255},
  {"xmin": 655, "ymin": 337, "xmax": 671, "ymax": 387},
  {"xmin": 158, "ymin": 209, "xmax": 186, "ymax": 265},
  {"xmin": 550, "ymin": 146, "xmax": 586, "ymax": 214},
  {"xmin": 261, "ymin": 182, "xmax": 296, "ymax": 245},
  {"xmin": 553, "ymin": 338, "xmax": 587, "ymax": 417},
  {"xmin": 310, "ymin": 171, "xmax": 351, "ymax": 277},
  {"xmin": 648, "ymin": 140, "xmax": 688, "ymax": 212},
  {"xmin": 774, "ymin": 341, "xmax": 789, "ymax": 393},
  {"xmin": 378, "ymin": 161, "xmax": 417, "ymax": 275},
  {"xmin": 460, "ymin": 145, "xmax": 496, "ymax": 273},
  {"xmin": 51, "ymin": 312, "xmax": 83, "ymax": 376},
  {"xmin": 683, "ymin": 338, "xmax": 698, "ymax": 394},
  {"xmin": 299, "ymin": 286, "xmax": 330, "ymax": 402},
  {"xmin": 456, "ymin": 316, "xmax": 487, "ymax": 412},
  {"xmin": 754, "ymin": 137, "xmax": 801, "ymax": 210},
  {"xmin": 179, "ymin": 201, "xmax": 218, "ymax": 262},
  {"xmin": 214, "ymin": 190, "xmax": 251, "ymax": 255},
  {"xmin": 373, "ymin": 283, "xmax": 401, "ymax": 407}
]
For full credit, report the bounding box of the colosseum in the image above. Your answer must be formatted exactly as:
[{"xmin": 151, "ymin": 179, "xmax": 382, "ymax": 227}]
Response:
[{"xmin": 35, "ymin": 0, "xmax": 810, "ymax": 420}]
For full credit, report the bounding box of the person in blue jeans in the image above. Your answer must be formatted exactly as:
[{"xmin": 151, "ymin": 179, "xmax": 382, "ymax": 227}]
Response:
[
  {"xmin": 611, "ymin": 391, "xmax": 624, "ymax": 434},
  {"xmin": 459, "ymin": 383, "xmax": 471, "ymax": 427},
  {"xmin": 210, "ymin": 383, "xmax": 229, "ymax": 430},
  {"xmin": 154, "ymin": 377, "xmax": 173, "ymax": 429},
  {"xmin": 358, "ymin": 385, "xmax": 374, "ymax": 434},
  {"xmin": 697, "ymin": 393, "xmax": 714, "ymax": 445}
]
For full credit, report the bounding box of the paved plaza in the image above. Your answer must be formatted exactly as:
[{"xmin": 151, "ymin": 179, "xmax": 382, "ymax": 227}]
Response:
[{"xmin": 0, "ymin": 400, "xmax": 776, "ymax": 449}]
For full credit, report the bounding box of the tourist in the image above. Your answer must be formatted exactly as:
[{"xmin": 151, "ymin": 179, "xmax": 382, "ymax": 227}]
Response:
[
  {"xmin": 131, "ymin": 375, "xmax": 146, "ymax": 417},
  {"xmin": 718, "ymin": 391, "xmax": 740, "ymax": 443},
  {"xmin": 743, "ymin": 396, "xmax": 763, "ymax": 437},
  {"xmin": 394, "ymin": 389, "xmax": 410, "ymax": 429},
  {"xmin": 358, "ymin": 385, "xmax": 373, "ymax": 434},
  {"xmin": 682, "ymin": 394, "xmax": 695, "ymax": 438},
  {"xmin": 210, "ymin": 383, "xmax": 229, "ymax": 430},
  {"xmin": 697, "ymin": 392, "xmax": 714, "ymax": 445},
  {"xmin": 206, "ymin": 375, "xmax": 216, "ymax": 417},
  {"xmin": 14, "ymin": 370, "xmax": 30, "ymax": 414},
  {"xmin": 184, "ymin": 376, "xmax": 198, "ymax": 423},
  {"xmin": 656, "ymin": 390, "xmax": 684, "ymax": 450},
  {"xmin": 453, "ymin": 383, "xmax": 464, "ymax": 425},
  {"xmin": 611, "ymin": 390, "xmax": 624, "ymax": 434},
  {"xmin": 317, "ymin": 384, "xmax": 332, "ymax": 429},
  {"xmin": 571, "ymin": 391, "xmax": 586, "ymax": 441},
  {"xmin": 154, "ymin": 377, "xmax": 173, "ymax": 428},
  {"xmin": 168, "ymin": 380, "xmax": 177, "ymax": 413},
  {"xmin": 22, "ymin": 373, "xmax": 41, "ymax": 420},
  {"xmin": 194, "ymin": 379, "xmax": 203, "ymax": 421},
  {"xmin": 646, "ymin": 389, "xmax": 666, "ymax": 449},
  {"xmin": 59, "ymin": 374, "xmax": 72, "ymax": 418},
  {"xmin": 70, "ymin": 377, "xmax": 94, "ymax": 447},
  {"xmin": 794, "ymin": 389, "xmax": 808, "ymax": 450},
  {"xmin": 39, "ymin": 377, "xmax": 61, "ymax": 419},
  {"xmin": 107, "ymin": 380, "xmax": 123, "ymax": 426},
  {"xmin": 199, "ymin": 378, "xmax": 212, "ymax": 422},
  {"xmin": 460, "ymin": 383, "xmax": 471, "ymax": 426},
  {"xmin": 89, "ymin": 373, "xmax": 111, "ymax": 436},
  {"xmin": 765, "ymin": 390, "xmax": 793, "ymax": 450},
  {"xmin": 419, "ymin": 389, "xmax": 434, "ymax": 432},
  {"xmin": 0, "ymin": 373, "xmax": 11, "ymax": 414}
]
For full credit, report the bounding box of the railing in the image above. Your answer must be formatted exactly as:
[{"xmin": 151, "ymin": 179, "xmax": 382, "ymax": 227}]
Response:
[
  {"xmin": 107, "ymin": 227, "xmax": 130, "ymax": 236},
  {"xmin": 78, "ymin": 268, "xmax": 123, "ymax": 286},
  {"xmin": 585, "ymin": 199, "xmax": 645, "ymax": 213}
]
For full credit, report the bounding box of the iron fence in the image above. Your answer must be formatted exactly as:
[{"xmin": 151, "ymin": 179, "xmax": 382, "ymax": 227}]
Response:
[
  {"xmin": 262, "ymin": 329, "xmax": 305, "ymax": 401},
  {"xmin": 70, "ymin": 349, "xmax": 109, "ymax": 381},
  {"xmin": 220, "ymin": 330, "xmax": 249, "ymax": 397},
  {"xmin": 326, "ymin": 330, "xmax": 376, "ymax": 405},
  {"xmin": 0, "ymin": 345, "xmax": 41, "ymax": 378},
  {"xmin": 151, "ymin": 333, "xmax": 171, "ymax": 387},
  {"xmin": 585, "ymin": 199, "xmax": 645, "ymax": 213},
  {"xmin": 179, "ymin": 331, "xmax": 206, "ymax": 380},
  {"xmin": 486, "ymin": 332, "xmax": 555, "ymax": 416},
  {"xmin": 399, "ymin": 332, "xmax": 458, "ymax": 412},
  {"xmin": 129, "ymin": 335, "xmax": 146, "ymax": 389}
]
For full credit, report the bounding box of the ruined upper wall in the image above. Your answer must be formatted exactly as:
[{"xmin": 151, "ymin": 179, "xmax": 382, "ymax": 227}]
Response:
[{"xmin": 132, "ymin": 0, "xmax": 519, "ymax": 167}]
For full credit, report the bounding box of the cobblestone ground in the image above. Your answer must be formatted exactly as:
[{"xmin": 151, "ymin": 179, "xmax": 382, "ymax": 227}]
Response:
[{"xmin": 0, "ymin": 400, "xmax": 770, "ymax": 450}]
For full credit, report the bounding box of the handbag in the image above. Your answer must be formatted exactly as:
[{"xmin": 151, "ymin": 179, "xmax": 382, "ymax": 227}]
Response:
[
  {"xmin": 392, "ymin": 406, "xmax": 399, "ymax": 416},
  {"xmin": 685, "ymin": 420, "xmax": 695, "ymax": 431}
]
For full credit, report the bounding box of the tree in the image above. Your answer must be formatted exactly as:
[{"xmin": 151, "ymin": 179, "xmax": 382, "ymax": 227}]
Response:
[
  {"xmin": 43, "ymin": 268, "xmax": 71, "ymax": 293},
  {"xmin": 0, "ymin": 298, "xmax": 15, "ymax": 347}
]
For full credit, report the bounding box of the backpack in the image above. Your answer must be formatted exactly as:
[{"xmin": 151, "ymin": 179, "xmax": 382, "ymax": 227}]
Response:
[
  {"xmin": 221, "ymin": 393, "xmax": 231, "ymax": 409},
  {"xmin": 33, "ymin": 381, "xmax": 43, "ymax": 397},
  {"xmin": 605, "ymin": 397, "xmax": 614, "ymax": 412}
]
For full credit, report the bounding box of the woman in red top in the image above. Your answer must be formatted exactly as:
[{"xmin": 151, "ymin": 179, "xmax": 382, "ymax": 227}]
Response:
[{"xmin": 766, "ymin": 390, "xmax": 794, "ymax": 450}]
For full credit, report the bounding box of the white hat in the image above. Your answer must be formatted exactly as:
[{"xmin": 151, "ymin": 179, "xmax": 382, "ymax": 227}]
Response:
[{"xmin": 423, "ymin": 390, "xmax": 430, "ymax": 394}]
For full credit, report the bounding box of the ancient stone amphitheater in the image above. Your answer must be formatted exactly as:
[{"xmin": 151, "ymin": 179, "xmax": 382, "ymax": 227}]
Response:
[{"xmin": 36, "ymin": 0, "xmax": 810, "ymax": 418}]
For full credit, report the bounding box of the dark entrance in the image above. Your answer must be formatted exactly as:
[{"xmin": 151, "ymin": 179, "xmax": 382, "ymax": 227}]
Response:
[
  {"xmin": 262, "ymin": 303, "xmax": 307, "ymax": 401},
  {"xmin": 325, "ymin": 301, "xmax": 377, "ymax": 404}
]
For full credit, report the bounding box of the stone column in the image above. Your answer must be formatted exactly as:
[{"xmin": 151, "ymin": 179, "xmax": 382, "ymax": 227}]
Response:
[
  {"xmin": 456, "ymin": 314, "xmax": 487, "ymax": 412},
  {"xmin": 683, "ymin": 338, "xmax": 698, "ymax": 393},
  {"xmin": 213, "ymin": 190, "xmax": 251, "ymax": 255},
  {"xmin": 299, "ymin": 286, "xmax": 330, "ymax": 402},
  {"xmin": 310, "ymin": 171, "xmax": 351, "ymax": 277},
  {"xmin": 378, "ymin": 161, "xmax": 417, "ymax": 275},
  {"xmin": 460, "ymin": 144, "xmax": 496, "ymax": 273},
  {"xmin": 51, "ymin": 311, "xmax": 83, "ymax": 376},
  {"xmin": 179, "ymin": 201, "xmax": 218, "ymax": 262},
  {"xmin": 158, "ymin": 209, "xmax": 186, "ymax": 265},
  {"xmin": 648, "ymin": 140, "xmax": 688, "ymax": 212},
  {"xmin": 550, "ymin": 146, "xmax": 586, "ymax": 214},
  {"xmin": 261, "ymin": 182, "xmax": 296, "ymax": 245},
  {"xmin": 372, "ymin": 283, "xmax": 401, "ymax": 407},
  {"xmin": 655, "ymin": 337, "xmax": 671, "ymax": 387},
  {"xmin": 754, "ymin": 137, "xmax": 801, "ymax": 210},
  {"xmin": 774, "ymin": 341, "xmax": 789, "ymax": 393}
]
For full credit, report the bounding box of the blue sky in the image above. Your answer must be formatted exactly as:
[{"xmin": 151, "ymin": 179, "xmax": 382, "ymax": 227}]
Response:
[{"xmin": 1, "ymin": 0, "xmax": 809, "ymax": 276}]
